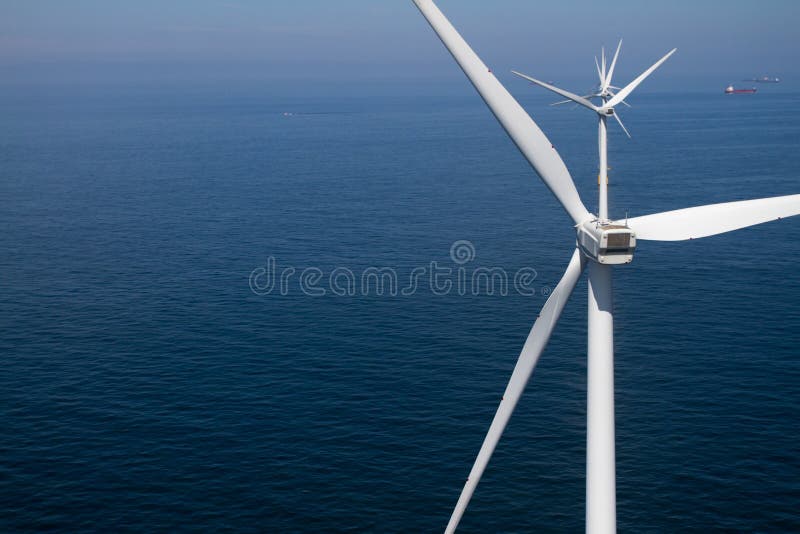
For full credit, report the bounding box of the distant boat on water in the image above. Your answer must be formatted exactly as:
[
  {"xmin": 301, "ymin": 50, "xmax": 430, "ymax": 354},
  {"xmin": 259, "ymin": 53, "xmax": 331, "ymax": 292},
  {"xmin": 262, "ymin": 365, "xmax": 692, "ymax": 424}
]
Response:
[
  {"xmin": 725, "ymin": 85, "xmax": 757, "ymax": 94},
  {"xmin": 743, "ymin": 76, "xmax": 780, "ymax": 83}
]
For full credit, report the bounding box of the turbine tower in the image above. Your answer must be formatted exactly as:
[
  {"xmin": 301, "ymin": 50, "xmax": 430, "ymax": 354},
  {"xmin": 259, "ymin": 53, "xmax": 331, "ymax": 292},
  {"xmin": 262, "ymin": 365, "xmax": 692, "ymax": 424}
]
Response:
[{"xmin": 410, "ymin": 1, "xmax": 800, "ymax": 532}]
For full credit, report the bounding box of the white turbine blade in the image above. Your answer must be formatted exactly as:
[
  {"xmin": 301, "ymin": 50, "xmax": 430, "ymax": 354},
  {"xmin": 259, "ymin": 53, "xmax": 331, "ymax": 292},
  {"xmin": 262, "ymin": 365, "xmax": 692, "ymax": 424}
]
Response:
[
  {"xmin": 602, "ymin": 39, "xmax": 623, "ymax": 92},
  {"xmin": 595, "ymin": 56, "xmax": 604, "ymax": 87},
  {"xmin": 413, "ymin": 0, "xmax": 590, "ymax": 225},
  {"xmin": 612, "ymin": 112, "xmax": 631, "ymax": 138},
  {"xmin": 622, "ymin": 194, "xmax": 800, "ymax": 241},
  {"xmin": 445, "ymin": 249, "xmax": 586, "ymax": 534},
  {"xmin": 606, "ymin": 88, "xmax": 632, "ymax": 107},
  {"xmin": 601, "ymin": 46, "xmax": 606, "ymax": 80},
  {"xmin": 606, "ymin": 48, "xmax": 676, "ymax": 108},
  {"xmin": 607, "ymin": 85, "xmax": 631, "ymax": 104},
  {"xmin": 606, "ymin": 85, "xmax": 631, "ymax": 107},
  {"xmin": 512, "ymin": 71, "xmax": 599, "ymax": 113},
  {"xmin": 551, "ymin": 93, "xmax": 596, "ymax": 107}
]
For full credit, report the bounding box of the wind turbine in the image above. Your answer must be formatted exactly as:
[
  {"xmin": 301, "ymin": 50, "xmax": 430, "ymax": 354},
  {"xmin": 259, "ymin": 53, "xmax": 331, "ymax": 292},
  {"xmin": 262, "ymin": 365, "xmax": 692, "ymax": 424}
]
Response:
[
  {"xmin": 410, "ymin": 1, "xmax": 800, "ymax": 532},
  {"xmin": 512, "ymin": 39, "xmax": 662, "ymax": 140}
]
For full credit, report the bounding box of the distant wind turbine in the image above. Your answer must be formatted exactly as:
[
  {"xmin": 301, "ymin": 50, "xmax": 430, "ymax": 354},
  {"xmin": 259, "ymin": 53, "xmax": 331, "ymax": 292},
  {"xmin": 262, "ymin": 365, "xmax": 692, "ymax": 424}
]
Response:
[
  {"xmin": 513, "ymin": 40, "xmax": 675, "ymax": 141},
  {"xmin": 411, "ymin": 1, "xmax": 800, "ymax": 532}
]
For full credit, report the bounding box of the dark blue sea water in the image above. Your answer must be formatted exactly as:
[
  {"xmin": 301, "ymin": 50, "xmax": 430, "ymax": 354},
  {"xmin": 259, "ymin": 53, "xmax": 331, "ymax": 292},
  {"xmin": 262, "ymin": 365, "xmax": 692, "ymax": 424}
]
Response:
[{"xmin": 1, "ymin": 81, "xmax": 799, "ymax": 532}]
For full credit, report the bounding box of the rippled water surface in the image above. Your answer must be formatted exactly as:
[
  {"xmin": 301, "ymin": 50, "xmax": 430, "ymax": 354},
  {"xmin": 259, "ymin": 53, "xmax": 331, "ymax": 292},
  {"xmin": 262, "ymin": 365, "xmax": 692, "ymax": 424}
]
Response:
[{"xmin": 1, "ymin": 84, "xmax": 799, "ymax": 532}]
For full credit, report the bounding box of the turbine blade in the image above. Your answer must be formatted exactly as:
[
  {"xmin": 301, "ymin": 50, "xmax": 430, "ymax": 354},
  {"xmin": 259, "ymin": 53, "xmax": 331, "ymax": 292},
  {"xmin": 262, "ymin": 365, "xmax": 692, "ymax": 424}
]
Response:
[
  {"xmin": 601, "ymin": 46, "xmax": 606, "ymax": 80},
  {"xmin": 445, "ymin": 249, "xmax": 587, "ymax": 534},
  {"xmin": 613, "ymin": 112, "xmax": 631, "ymax": 138},
  {"xmin": 602, "ymin": 39, "xmax": 623, "ymax": 92},
  {"xmin": 606, "ymin": 48, "xmax": 677, "ymax": 108},
  {"xmin": 607, "ymin": 89, "xmax": 632, "ymax": 108},
  {"xmin": 412, "ymin": 0, "xmax": 590, "ymax": 224},
  {"xmin": 622, "ymin": 194, "xmax": 800, "ymax": 241},
  {"xmin": 595, "ymin": 56, "xmax": 604, "ymax": 86},
  {"xmin": 512, "ymin": 71, "xmax": 599, "ymax": 113},
  {"xmin": 552, "ymin": 93, "xmax": 596, "ymax": 106}
]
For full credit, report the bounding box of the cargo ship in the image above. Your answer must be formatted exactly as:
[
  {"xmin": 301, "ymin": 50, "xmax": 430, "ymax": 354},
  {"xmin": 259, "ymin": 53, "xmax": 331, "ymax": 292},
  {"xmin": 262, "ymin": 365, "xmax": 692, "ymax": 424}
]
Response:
[
  {"xmin": 725, "ymin": 85, "xmax": 757, "ymax": 94},
  {"xmin": 744, "ymin": 76, "xmax": 780, "ymax": 83}
]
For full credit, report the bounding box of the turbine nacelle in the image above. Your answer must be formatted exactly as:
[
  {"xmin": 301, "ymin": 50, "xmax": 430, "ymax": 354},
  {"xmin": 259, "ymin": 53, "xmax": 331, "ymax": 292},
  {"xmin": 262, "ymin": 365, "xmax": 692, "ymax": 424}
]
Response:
[{"xmin": 577, "ymin": 220, "xmax": 636, "ymax": 265}]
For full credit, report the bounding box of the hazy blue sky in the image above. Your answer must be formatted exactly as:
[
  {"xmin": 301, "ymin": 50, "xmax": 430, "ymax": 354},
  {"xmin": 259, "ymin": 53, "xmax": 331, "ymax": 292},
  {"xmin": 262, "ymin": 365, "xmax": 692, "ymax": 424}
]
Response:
[{"xmin": 1, "ymin": 0, "xmax": 797, "ymax": 89}]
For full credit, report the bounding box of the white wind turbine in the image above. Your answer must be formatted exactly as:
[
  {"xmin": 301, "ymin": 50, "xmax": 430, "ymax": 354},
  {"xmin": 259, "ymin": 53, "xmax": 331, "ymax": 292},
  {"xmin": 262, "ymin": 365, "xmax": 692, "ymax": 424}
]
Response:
[
  {"xmin": 513, "ymin": 39, "xmax": 657, "ymax": 140},
  {"xmin": 411, "ymin": 1, "xmax": 800, "ymax": 533}
]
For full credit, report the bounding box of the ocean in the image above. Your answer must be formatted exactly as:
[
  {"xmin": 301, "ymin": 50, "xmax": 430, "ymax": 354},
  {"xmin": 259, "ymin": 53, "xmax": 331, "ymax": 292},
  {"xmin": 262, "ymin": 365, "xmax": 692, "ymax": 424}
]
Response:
[{"xmin": 1, "ymin": 81, "xmax": 799, "ymax": 532}]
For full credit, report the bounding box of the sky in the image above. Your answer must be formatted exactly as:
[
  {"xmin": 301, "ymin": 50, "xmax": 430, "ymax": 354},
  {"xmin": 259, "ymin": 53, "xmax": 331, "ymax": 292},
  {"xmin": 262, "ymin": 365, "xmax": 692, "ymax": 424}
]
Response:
[{"xmin": 0, "ymin": 0, "xmax": 798, "ymax": 91}]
